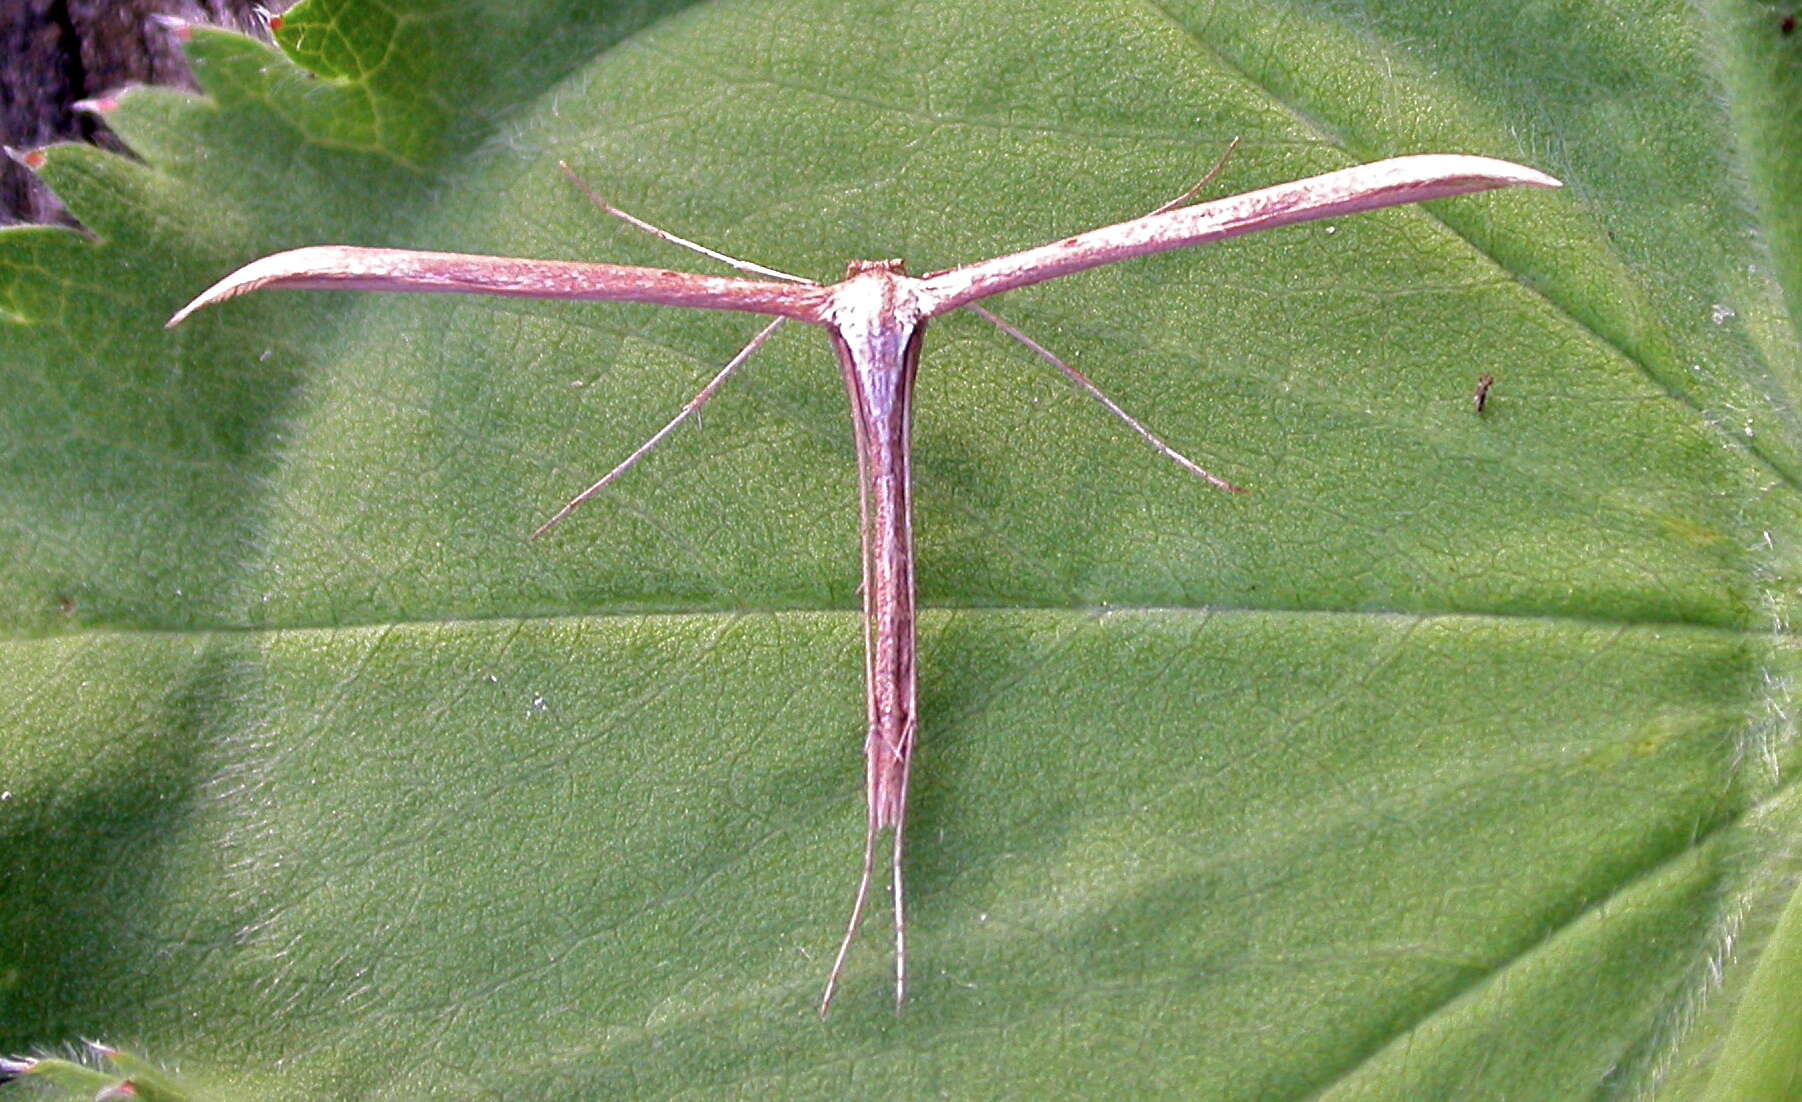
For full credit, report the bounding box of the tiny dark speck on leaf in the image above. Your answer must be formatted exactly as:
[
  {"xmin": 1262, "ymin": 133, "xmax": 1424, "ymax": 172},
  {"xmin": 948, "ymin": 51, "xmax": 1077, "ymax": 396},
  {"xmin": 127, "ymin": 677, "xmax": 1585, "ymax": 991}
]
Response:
[
  {"xmin": 1474, "ymin": 373, "xmax": 1495, "ymax": 414},
  {"xmin": 56, "ymin": 594, "xmax": 75, "ymax": 615},
  {"xmin": 1784, "ymin": 14, "xmax": 1797, "ymax": 34}
]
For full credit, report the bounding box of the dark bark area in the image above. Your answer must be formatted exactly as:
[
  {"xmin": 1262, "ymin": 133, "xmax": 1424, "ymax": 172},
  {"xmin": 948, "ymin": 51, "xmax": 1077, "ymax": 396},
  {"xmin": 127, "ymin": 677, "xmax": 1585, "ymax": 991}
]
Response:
[{"xmin": 0, "ymin": 0, "xmax": 290, "ymax": 225}]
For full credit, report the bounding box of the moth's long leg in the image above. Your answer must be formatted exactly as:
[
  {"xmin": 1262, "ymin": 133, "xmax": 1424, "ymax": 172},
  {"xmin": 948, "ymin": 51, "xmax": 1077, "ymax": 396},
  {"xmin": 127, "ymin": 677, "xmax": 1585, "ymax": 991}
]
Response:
[
  {"xmin": 891, "ymin": 774, "xmax": 909, "ymax": 1010},
  {"xmin": 558, "ymin": 161, "xmax": 813, "ymax": 285},
  {"xmin": 532, "ymin": 317, "xmax": 788, "ymax": 539},
  {"xmin": 964, "ymin": 304, "xmax": 1243, "ymax": 494},
  {"xmin": 1147, "ymin": 136, "xmax": 1241, "ymax": 216},
  {"xmin": 822, "ymin": 817, "xmax": 879, "ymax": 1016}
]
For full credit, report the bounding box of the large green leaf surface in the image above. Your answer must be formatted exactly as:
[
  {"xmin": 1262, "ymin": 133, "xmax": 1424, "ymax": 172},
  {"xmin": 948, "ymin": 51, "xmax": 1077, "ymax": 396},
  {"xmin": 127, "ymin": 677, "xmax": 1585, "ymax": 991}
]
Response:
[{"xmin": 4, "ymin": 0, "xmax": 1801, "ymax": 1097}]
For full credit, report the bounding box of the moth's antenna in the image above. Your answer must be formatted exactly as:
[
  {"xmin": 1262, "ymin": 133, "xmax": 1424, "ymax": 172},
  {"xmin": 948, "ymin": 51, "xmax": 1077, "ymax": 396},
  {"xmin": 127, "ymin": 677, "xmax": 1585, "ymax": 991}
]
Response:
[
  {"xmin": 558, "ymin": 161, "xmax": 814, "ymax": 285},
  {"xmin": 966, "ymin": 304, "xmax": 1244, "ymax": 494}
]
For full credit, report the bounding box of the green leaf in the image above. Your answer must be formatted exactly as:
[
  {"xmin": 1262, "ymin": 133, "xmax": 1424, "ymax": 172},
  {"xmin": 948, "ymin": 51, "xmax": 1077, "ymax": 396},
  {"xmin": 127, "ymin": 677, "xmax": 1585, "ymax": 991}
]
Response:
[{"xmin": 3, "ymin": 0, "xmax": 1799, "ymax": 1097}]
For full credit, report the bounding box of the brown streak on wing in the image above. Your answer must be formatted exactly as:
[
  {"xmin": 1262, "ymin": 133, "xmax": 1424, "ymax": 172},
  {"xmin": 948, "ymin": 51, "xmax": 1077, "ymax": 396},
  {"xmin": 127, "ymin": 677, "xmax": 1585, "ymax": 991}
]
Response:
[
  {"xmin": 168, "ymin": 245, "xmax": 831, "ymax": 327},
  {"xmin": 916, "ymin": 154, "xmax": 1560, "ymax": 315}
]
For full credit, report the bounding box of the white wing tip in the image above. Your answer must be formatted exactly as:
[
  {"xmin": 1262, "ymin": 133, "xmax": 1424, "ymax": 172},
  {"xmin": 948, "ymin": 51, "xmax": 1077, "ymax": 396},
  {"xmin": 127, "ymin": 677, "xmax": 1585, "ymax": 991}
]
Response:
[
  {"xmin": 166, "ymin": 246, "xmax": 353, "ymax": 328},
  {"xmin": 1401, "ymin": 153, "xmax": 1562, "ymax": 191}
]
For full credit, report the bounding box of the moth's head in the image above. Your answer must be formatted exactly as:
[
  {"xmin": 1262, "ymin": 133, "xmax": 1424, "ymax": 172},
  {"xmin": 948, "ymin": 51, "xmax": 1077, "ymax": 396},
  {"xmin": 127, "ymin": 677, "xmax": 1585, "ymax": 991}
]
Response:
[{"xmin": 844, "ymin": 257, "xmax": 907, "ymax": 278}]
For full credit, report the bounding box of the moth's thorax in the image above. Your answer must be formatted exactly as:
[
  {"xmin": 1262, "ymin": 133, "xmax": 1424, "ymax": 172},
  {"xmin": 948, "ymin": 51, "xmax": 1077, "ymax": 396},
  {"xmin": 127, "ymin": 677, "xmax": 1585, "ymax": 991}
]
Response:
[{"xmin": 820, "ymin": 258, "xmax": 944, "ymax": 337}]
